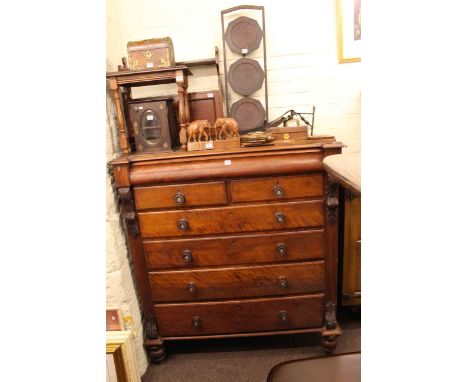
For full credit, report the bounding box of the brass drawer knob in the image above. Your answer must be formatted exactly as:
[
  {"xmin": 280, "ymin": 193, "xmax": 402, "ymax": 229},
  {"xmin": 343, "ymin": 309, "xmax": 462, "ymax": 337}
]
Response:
[
  {"xmin": 276, "ymin": 243, "xmax": 287, "ymax": 256},
  {"xmin": 273, "ymin": 185, "xmax": 285, "ymax": 198},
  {"xmin": 182, "ymin": 250, "xmax": 193, "ymax": 262},
  {"xmin": 177, "ymin": 219, "xmax": 189, "ymax": 231},
  {"xmin": 278, "ymin": 310, "xmax": 289, "ymax": 322},
  {"xmin": 192, "ymin": 316, "xmax": 202, "ymax": 328},
  {"xmin": 275, "ymin": 212, "xmax": 286, "ymax": 224},
  {"xmin": 173, "ymin": 192, "xmax": 185, "ymax": 205},
  {"xmin": 187, "ymin": 282, "xmax": 197, "ymax": 294},
  {"xmin": 278, "ymin": 276, "xmax": 289, "ymax": 289}
]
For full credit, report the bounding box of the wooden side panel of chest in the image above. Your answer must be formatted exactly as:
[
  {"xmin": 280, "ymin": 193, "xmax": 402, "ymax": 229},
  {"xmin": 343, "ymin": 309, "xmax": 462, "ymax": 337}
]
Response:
[{"xmin": 109, "ymin": 143, "xmax": 343, "ymax": 362}]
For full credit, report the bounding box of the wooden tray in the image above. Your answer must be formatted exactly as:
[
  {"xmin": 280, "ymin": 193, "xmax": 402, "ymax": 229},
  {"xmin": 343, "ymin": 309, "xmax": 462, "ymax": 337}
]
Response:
[
  {"xmin": 230, "ymin": 98, "xmax": 266, "ymax": 132},
  {"xmin": 225, "ymin": 16, "xmax": 263, "ymax": 54},
  {"xmin": 228, "ymin": 58, "xmax": 264, "ymax": 96}
]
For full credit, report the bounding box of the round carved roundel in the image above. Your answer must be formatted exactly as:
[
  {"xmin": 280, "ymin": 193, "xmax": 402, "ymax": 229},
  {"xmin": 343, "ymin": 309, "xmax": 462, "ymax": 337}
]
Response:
[{"xmin": 225, "ymin": 16, "xmax": 263, "ymax": 54}]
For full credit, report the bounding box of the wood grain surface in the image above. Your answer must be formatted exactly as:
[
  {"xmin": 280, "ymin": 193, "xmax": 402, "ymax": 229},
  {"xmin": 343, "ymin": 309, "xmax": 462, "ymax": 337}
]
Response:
[
  {"xmin": 138, "ymin": 200, "xmax": 324, "ymax": 238},
  {"xmin": 230, "ymin": 174, "xmax": 323, "ymax": 203},
  {"xmin": 155, "ymin": 294, "xmax": 324, "ymax": 337},
  {"xmin": 149, "ymin": 261, "xmax": 324, "ymax": 302},
  {"xmin": 134, "ymin": 181, "xmax": 227, "ymax": 210},
  {"xmin": 143, "ymin": 229, "xmax": 324, "ymax": 269}
]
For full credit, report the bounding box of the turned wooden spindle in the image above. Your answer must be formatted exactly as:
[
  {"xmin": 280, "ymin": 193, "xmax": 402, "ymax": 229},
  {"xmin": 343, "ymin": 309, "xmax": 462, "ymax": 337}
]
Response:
[{"xmin": 108, "ymin": 77, "xmax": 129, "ymax": 155}]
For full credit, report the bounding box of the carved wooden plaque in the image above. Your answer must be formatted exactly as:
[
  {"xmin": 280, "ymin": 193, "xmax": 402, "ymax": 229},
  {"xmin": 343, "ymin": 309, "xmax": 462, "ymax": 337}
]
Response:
[
  {"xmin": 230, "ymin": 97, "xmax": 266, "ymax": 132},
  {"xmin": 225, "ymin": 16, "xmax": 263, "ymax": 54},
  {"xmin": 228, "ymin": 58, "xmax": 264, "ymax": 96}
]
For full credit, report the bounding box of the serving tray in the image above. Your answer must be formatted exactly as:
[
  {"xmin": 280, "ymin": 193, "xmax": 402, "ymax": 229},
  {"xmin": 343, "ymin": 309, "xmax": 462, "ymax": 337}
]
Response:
[
  {"xmin": 228, "ymin": 58, "xmax": 264, "ymax": 96},
  {"xmin": 230, "ymin": 98, "xmax": 266, "ymax": 132},
  {"xmin": 225, "ymin": 16, "xmax": 263, "ymax": 54}
]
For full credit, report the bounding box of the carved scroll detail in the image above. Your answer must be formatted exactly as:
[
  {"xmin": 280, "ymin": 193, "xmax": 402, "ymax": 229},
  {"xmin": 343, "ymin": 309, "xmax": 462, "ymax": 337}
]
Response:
[
  {"xmin": 144, "ymin": 314, "xmax": 166, "ymax": 362},
  {"xmin": 117, "ymin": 187, "xmax": 139, "ymax": 236},
  {"xmin": 324, "ymin": 301, "xmax": 337, "ymax": 330},
  {"xmin": 325, "ymin": 176, "xmax": 339, "ymax": 225},
  {"xmin": 144, "ymin": 313, "xmax": 159, "ymax": 340}
]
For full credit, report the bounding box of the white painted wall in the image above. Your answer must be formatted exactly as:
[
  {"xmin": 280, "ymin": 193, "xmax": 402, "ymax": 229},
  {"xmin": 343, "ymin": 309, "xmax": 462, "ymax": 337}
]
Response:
[
  {"xmin": 106, "ymin": 0, "xmax": 361, "ymax": 375},
  {"xmin": 107, "ymin": 0, "xmax": 361, "ymax": 152}
]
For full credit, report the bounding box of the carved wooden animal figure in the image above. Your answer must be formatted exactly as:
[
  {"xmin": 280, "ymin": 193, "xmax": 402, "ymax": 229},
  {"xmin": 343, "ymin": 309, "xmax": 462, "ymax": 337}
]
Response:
[
  {"xmin": 215, "ymin": 118, "xmax": 240, "ymax": 140},
  {"xmin": 187, "ymin": 120, "xmax": 210, "ymax": 142}
]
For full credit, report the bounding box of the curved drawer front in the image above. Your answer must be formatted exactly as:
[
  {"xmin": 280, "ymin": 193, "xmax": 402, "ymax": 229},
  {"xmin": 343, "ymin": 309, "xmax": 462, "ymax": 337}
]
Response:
[
  {"xmin": 155, "ymin": 294, "xmax": 324, "ymax": 337},
  {"xmin": 231, "ymin": 174, "xmax": 323, "ymax": 203},
  {"xmin": 138, "ymin": 200, "xmax": 324, "ymax": 238},
  {"xmin": 128, "ymin": 150, "xmax": 324, "ymax": 185},
  {"xmin": 134, "ymin": 181, "xmax": 227, "ymax": 210},
  {"xmin": 144, "ymin": 230, "xmax": 324, "ymax": 269},
  {"xmin": 149, "ymin": 261, "xmax": 324, "ymax": 302}
]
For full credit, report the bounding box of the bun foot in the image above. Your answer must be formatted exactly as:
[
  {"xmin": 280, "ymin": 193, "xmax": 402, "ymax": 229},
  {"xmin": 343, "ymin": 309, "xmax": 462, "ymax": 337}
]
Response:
[
  {"xmin": 320, "ymin": 335, "xmax": 338, "ymax": 353},
  {"xmin": 147, "ymin": 344, "xmax": 166, "ymax": 363},
  {"xmin": 145, "ymin": 339, "xmax": 166, "ymax": 363}
]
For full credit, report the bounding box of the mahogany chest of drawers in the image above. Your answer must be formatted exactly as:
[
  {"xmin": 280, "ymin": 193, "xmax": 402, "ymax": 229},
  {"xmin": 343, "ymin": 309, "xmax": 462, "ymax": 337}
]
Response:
[{"xmin": 109, "ymin": 141, "xmax": 343, "ymax": 362}]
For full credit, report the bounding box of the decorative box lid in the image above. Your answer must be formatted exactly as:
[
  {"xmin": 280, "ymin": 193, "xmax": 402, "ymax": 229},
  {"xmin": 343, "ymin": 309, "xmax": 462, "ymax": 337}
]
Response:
[{"xmin": 127, "ymin": 37, "xmax": 173, "ymax": 52}]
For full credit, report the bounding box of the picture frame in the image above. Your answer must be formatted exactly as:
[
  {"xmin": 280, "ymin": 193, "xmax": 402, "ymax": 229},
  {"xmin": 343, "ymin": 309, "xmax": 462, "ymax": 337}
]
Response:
[
  {"xmin": 336, "ymin": 0, "xmax": 361, "ymax": 63},
  {"xmin": 106, "ymin": 331, "xmax": 140, "ymax": 382}
]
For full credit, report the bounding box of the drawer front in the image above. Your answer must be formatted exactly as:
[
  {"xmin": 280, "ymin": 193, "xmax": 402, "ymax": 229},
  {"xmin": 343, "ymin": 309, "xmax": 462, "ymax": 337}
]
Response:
[
  {"xmin": 144, "ymin": 230, "xmax": 324, "ymax": 269},
  {"xmin": 231, "ymin": 174, "xmax": 323, "ymax": 203},
  {"xmin": 138, "ymin": 200, "xmax": 324, "ymax": 238},
  {"xmin": 134, "ymin": 181, "xmax": 227, "ymax": 210},
  {"xmin": 155, "ymin": 294, "xmax": 324, "ymax": 337},
  {"xmin": 149, "ymin": 261, "xmax": 324, "ymax": 302}
]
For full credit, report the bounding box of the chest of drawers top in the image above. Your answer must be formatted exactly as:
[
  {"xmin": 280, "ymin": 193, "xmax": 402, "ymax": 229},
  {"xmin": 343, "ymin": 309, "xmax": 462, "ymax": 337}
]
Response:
[{"xmin": 109, "ymin": 141, "xmax": 343, "ymax": 188}]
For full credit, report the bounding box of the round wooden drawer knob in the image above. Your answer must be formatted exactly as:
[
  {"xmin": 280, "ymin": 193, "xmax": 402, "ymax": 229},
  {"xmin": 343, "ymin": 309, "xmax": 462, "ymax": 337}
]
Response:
[
  {"xmin": 192, "ymin": 316, "xmax": 202, "ymax": 328},
  {"xmin": 275, "ymin": 212, "xmax": 286, "ymax": 224},
  {"xmin": 278, "ymin": 276, "xmax": 289, "ymax": 289},
  {"xmin": 273, "ymin": 185, "xmax": 285, "ymax": 198},
  {"xmin": 187, "ymin": 282, "xmax": 197, "ymax": 294},
  {"xmin": 276, "ymin": 243, "xmax": 287, "ymax": 256},
  {"xmin": 278, "ymin": 310, "xmax": 289, "ymax": 322},
  {"xmin": 173, "ymin": 192, "xmax": 185, "ymax": 205},
  {"xmin": 182, "ymin": 250, "xmax": 193, "ymax": 262},
  {"xmin": 177, "ymin": 219, "xmax": 189, "ymax": 231}
]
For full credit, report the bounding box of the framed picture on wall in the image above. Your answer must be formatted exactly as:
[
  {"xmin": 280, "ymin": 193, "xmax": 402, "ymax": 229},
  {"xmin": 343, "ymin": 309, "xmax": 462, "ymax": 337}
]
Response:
[{"xmin": 336, "ymin": 0, "xmax": 361, "ymax": 63}]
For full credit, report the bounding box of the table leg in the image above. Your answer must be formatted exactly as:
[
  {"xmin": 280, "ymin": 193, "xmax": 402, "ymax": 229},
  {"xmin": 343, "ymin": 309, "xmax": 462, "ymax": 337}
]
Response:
[
  {"xmin": 176, "ymin": 70, "xmax": 187, "ymax": 125},
  {"xmin": 176, "ymin": 70, "xmax": 188, "ymax": 150}
]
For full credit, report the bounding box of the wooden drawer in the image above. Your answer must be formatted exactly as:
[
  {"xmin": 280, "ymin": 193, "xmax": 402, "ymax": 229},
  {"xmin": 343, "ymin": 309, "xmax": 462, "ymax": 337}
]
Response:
[
  {"xmin": 149, "ymin": 261, "xmax": 324, "ymax": 302},
  {"xmin": 138, "ymin": 200, "xmax": 324, "ymax": 238},
  {"xmin": 144, "ymin": 230, "xmax": 324, "ymax": 269},
  {"xmin": 134, "ymin": 181, "xmax": 227, "ymax": 210},
  {"xmin": 230, "ymin": 174, "xmax": 323, "ymax": 203},
  {"xmin": 155, "ymin": 294, "xmax": 324, "ymax": 337}
]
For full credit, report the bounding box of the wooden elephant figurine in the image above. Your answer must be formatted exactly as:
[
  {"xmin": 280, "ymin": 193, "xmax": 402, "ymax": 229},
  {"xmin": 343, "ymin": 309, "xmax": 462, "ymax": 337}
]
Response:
[
  {"xmin": 187, "ymin": 120, "xmax": 210, "ymax": 142},
  {"xmin": 215, "ymin": 118, "xmax": 240, "ymax": 140}
]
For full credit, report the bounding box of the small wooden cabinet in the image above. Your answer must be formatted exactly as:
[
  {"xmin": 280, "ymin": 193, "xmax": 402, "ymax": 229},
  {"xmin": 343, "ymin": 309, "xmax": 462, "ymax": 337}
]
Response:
[
  {"xmin": 322, "ymin": 153, "xmax": 361, "ymax": 307},
  {"xmin": 109, "ymin": 142, "xmax": 343, "ymax": 362},
  {"xmin": 342, "ymin": 191, "xmax": 361, "ymax": 306}
]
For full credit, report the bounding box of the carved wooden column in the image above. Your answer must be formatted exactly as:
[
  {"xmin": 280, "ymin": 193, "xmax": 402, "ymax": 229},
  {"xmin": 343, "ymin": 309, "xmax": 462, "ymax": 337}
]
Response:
[
  {"xmin": 117, "ymin": 186, "xmax": 166, "ymax": 362},
  {"xmin": 108, "ymin": 77, "xmax": 130, "ymax": 155},
  {"xmin": 320, "ymin": 174, "xmax": 342, "ymax": 352}
]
